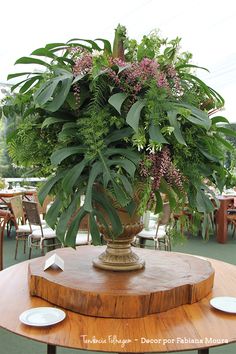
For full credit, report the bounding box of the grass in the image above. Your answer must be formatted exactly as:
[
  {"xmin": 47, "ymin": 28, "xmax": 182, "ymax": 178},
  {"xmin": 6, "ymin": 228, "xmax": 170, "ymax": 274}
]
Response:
[{"xmin": 0, "ymin": 231, "xmax": 236, "ymax": 354}]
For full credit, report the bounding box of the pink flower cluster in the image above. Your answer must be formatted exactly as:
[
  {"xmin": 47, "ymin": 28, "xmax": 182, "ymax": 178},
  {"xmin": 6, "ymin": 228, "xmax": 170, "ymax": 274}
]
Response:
[
  {"xmin": 166, "ymin": 65, "xmax": 182, "ymax": 94},
  {"xmin": 110, "ymin": 57, "xmax": 127, "ymax": 67},
  {"xmin": 139, "ymin": 146, "xmax": 185, "ymax": 204},
  {"xmin": 72, "ymin": 51, "xmax": 93, "ymax": 110},
  {"xmin": 108, "ymin": 57, "xmax": 170, "ymax": 97},
  {"xmin": 71, "ymin": 51, "xmax": 182, "ymax": 107},
  {"xmin": 73, "ymin": 52, "xmax": 93, "ymax": 76}
]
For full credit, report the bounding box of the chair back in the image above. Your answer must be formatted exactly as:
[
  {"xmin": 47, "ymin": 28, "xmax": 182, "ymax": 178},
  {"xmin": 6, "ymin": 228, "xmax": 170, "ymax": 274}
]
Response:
[
  {"xmin": 0, "ymin": 209, "xmax": 11, "ymax": 270},
  {"xmin": 22, "ymin": 200, "xmax": 42, "ymax": 227},
  {"xmin": 10, "ymin": 196, "xmax": 26, "ymax": 225},
  {"xmin": 33, "ymin": 194, "xmax": 53, "ymax": 217}
]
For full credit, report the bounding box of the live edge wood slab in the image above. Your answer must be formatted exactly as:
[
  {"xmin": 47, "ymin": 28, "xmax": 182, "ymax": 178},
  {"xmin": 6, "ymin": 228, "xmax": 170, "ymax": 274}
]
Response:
[{"xmin": 28, "ymin": 246, "xmax": 214, "ymax": 318}]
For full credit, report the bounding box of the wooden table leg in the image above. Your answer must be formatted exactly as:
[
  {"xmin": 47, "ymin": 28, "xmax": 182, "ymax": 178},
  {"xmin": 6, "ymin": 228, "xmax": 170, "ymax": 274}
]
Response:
[
  {"xmin": 216, "ymin": 199, "xmax": 229, "ymax": 243},
  {"xmin": 47, "ymin": 344, "xmax": 56, "ymax": 354},
  {"xmin": 198, "ymin": 349, "xmax": 209, "ymax": 354}
]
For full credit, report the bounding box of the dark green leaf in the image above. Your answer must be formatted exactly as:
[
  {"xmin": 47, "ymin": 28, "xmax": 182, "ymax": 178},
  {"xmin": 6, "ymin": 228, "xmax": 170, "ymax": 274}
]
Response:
[
  {"xmin": 57, "ymin": 57, "xmax": 74, "ymax": 65},
  {"xmin": 56, "ymin": 191, "xmax": 83, "ymax": 242},
  {"xmin": 93, "ymin": 190, "xmax": 123, "ymax": 237},
  {"xmin": 46, "ymin": 77, "xmax": 73, "ymax": 112},
  {"xmin": 198, "ymin": 163, "xmax": 214, "ymax": 176},
  {"xmin": 62, "ymin": 159, "xmax": 87, "ymax": 193},
  {"xmin": 125, "ymin": 200, "xmax": 137, "ymax": 216},
  {"xmin": 198, "ymin": 147, "xmax": 220, "ymax": 162},
  {"xmin": 34, "ymin": 79, "xmax": 59, "ymax": 106},
  {"xmin": 45, "ymin": 197, "xmax": 62, "ymax": 228},
  {"xmin": 118, "ymin": 175, "xmax": 133, "ymax": 196},
  {"xmin": 15, "ymin": 56, "xmax": 50, "ymax": 67},
  {"xmin": 89, "ymin": 213, "xmax": 102, "ymax": 245},
  {"xmin": 201, "ymin": 213, "xmax": 209, "ymax": 240},
  {"xmin": 31, "ymin": 48, "xmax": 56, "ymax": 59},
  {"xmin": 11, "ymin": 78, "xmax": 33, "ymax": 91},
  {"xmin": 167, "ymin": 110, "xmax": 186, "ymax": 145},
  {"xmin": 215, "ymin": 134, "xmax": 233, "ymax": 151},
  {"xmin": 45, "ymin": 42, "xmax": 66, "ymax": 50},
  {"xmin": 92, "ymin": 208, "xmax": 111, "ymax": 238},
  {"xmin": 67, "ymin": 38, "xmax": 101, "ymax": 51},
  {"xmin": 108, "ymin": 158, "xmax": 136, "ymax": 178},
  {"xmin": 196, "ymin": 190, "xmax": 214, "ymax": 213},
  {"xmin": 65, "ymin": 207, "xmax": 88, "ymax": 247},
  {"xmin": 217, "ymin": 127, "xmax": 236, "ymax": 138},
  {"xmin": 175, "ymin": 102, "xmax": 211, "ymax": 130},
  {"xmin": 211, "ymin": 116, "xmax": 229, "ymax": 125},
  {"xmin": 104, "ymin": 148, "xmax": 140, "ymax": 164},
  {"xmin": 159, "ymin": 178, "xmax": 177, "ymax": 209},
  {"xmin": 7, "ymin": 72, "xmax": 40, "ymax": 80},
  {"xmin": 201, "ymin": 184, "xmax": 220, "ymax": 209},
  {"xmin": 149, "ymin": 122, "xmax": 168, "ymax": 144},
  {"xmin": 95, "ymin": 38, "xmax": 112, "ymax": 53},
  {"xmin": 34, "ymin": 69, "xmax": 73, "ymax": 108},
  {"xmin": 41, "ymin": 117, "xmax": 68, "ymax": 128},
  {"xmin": 177, "ymin": 63, "xmax": 209, "ymax": 72},
  {"xmin": 51, "ymin": 146, "xmax": 86, "ymax": 165},
  {"xmin": 112, "ymin": 182, "xmax": 131, "ymax": 207},
  {"xmin": 105, "ymin": 127, "xmax": 133, "ymax": 145},
  {"xmin": 61, "ymin": 122, "xmax": 78, "ymax": 131},
  {"xmin": 108, "ymin": 93, "xmax": 128, "ymax": 114},
  {"xmin": 102, "ymin": 169, "xmax": 110, "ymax": 188},
  {"xmin": 19, "ymin": 76, "xmax": 41, "ymax": 93},
  {"xmin": 83, "ymin": 162, "xmax": 103, "ymax": 212},
  {"xmin": 58, "ymin": 129, "xmax": 78, "ymax": 141},
  {"xmin": 38, "ymin": 171, "xmax": 65, "ymax": 204},
  {"xmin": 154, "ymin": 191, "xmax": 163, "ymax": 214},
  {"xmin": 208, "ymin": 86, "xmax": 225, "ymax": 106},
  {"xmin": 126, "ymin": 100, "xmax": 145, "ymax": 133}
]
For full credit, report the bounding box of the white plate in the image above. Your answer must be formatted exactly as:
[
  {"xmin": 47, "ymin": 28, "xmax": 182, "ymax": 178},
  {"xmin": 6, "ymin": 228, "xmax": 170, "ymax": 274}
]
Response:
[
  {"xmin": 19, "ymin": 307, "xmax": 66, "ymax": 326},
  {"xmin": 210, "ymin": 297, "xmax": 236, "ymax": 313}
]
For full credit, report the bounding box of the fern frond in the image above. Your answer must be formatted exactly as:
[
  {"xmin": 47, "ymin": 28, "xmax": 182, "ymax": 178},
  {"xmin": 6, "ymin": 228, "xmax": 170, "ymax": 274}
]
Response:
[{"xmin": 88, "ymin": 76, "xmax": 109, "ymax": 113}]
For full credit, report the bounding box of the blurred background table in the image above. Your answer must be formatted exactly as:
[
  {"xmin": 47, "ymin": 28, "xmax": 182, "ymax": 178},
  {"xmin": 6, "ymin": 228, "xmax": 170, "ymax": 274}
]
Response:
[{"xmin": 215, "ymin": 195, "xmax": 236, "ymax": 243}]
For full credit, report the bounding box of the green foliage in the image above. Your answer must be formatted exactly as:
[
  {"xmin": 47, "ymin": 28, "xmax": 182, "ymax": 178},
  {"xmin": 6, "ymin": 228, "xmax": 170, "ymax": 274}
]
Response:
[{"xmin": 3, "ymin": 24, "xmax": 235, "ymax": 246}]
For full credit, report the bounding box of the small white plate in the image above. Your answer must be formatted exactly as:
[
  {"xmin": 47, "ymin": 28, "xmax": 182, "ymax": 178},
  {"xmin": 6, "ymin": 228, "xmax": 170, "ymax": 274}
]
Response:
[
  {"xmin": 210, "ymin": 297, "xmax": 236, "ymax": 313},
  {"xmin": 19, "ymin": 307, "xmax": 66, "ymax": 326}
]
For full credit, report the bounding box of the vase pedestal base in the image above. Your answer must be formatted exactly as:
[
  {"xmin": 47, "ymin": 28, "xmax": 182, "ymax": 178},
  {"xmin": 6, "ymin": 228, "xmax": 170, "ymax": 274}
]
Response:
[
  {"xmin": 93, "ymin": 238, "xmax": 145, "ymax": 271},
  {"xmin": 93, "ymin": 253, "xmax": 145, "ymax": 271}
]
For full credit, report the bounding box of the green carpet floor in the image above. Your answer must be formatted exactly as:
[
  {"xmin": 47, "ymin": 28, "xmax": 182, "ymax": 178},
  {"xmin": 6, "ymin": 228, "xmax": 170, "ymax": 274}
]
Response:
[{"xmin": 1, "ymin": 232, "xmax": 236, "ymax": 354}]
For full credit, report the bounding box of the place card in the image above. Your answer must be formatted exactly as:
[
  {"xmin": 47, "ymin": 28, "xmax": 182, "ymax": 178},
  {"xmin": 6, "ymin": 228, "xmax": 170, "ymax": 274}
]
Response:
[{"xmin": 44, "ymin": 253, "xmax": 64, "ymax": 271}]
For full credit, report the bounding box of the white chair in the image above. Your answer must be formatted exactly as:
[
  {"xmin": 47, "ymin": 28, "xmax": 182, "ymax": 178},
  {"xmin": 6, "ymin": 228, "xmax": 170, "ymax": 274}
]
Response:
[
  {"xmin": 23, "ymin": 200, "xmax": 61, "ymax": 258},
  {"xmin": 75, "ymin": 213, "xmax": 91, "ymax": 246},
  {"xmin": 136, "ymin": 203, "xmax": 171, "ymax": 251},
  {"xmin": 76, "ymin": 231, "xmax": 92, "ymax": 245}
]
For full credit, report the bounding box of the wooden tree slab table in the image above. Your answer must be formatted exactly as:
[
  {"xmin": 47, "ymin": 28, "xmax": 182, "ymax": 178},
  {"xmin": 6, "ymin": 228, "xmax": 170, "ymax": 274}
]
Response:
[{"xmin": 29, "ymin": 246, "xmax": 214, "ymax": 318}]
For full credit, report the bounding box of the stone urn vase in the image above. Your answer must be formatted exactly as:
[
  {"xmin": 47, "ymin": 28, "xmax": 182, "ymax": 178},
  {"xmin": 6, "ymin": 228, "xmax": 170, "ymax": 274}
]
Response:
[{"xmin": 93, "ymin": 208, "xmax": 144, "ymax": 271}]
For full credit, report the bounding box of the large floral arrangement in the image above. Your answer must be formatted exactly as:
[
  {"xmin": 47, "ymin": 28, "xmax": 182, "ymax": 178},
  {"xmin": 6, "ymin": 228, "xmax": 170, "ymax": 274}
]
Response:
[{"xmin": 3, "ymin": 25, "xmax": 235, "ymax": 245}]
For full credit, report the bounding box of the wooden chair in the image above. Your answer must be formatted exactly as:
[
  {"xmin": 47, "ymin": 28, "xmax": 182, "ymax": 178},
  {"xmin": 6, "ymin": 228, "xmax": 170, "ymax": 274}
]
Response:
[
  {"xmin": 0, "ymin": 203, "xmax": 13, "ymax": 238},
  {"xmin": 23, "ymin": 200, "xmax": 61, "ymax": 258},
  {"xmin": 0, "ymin": 209, "xmax": 11, "ymax": 271},
  {"xmin": 31, "ymin": 194, "xmax": 54, "ymax": 219},
  {"xmin": 226, "ymin": 213, "xmax": 236, "ymax": 238},
  {"xmin": 10, "ymin": 196, "xmax": 33, "ymax": 259},
  {"xmin": 136, "ymin": 203, "xmax": 171, "ymax": 251}
]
